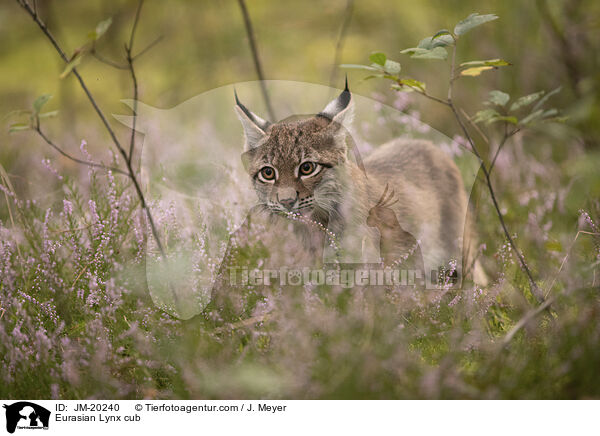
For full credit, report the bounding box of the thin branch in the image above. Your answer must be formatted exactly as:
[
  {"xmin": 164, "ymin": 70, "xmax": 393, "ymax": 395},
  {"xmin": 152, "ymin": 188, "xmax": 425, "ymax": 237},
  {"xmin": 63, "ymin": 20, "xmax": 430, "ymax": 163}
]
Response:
[
  {"xmin": 128, "ymin": 0, "xmax": 144, "ymax": 53},
  {"xmin": 35, "ymin": 127, "xmax": 129, "ymax": 176},
  {"xmin": 488, "ymin": 127, "xmax": 520, "ymax": 175},
  {"xmin": 460, "ymin": 107, "xmax": 489, "ymax": 144},
  {"xmin": 132, "ymin": 35, "xmax": 163, "ymax": 60},
  {"xmin": 16, "ymin": 0, "xmax": 166, "ymax": 260},
  {"xmin": 444, "ymin": 42, "xmax": 544, "ymax": 302},
  {"xmin": 415, "ymin": 89, "xmax": 451, "ymax": 107},
  {"xmin": 329, "ymin": 0, "xmax": 355, "ymax": 88},
  {"xmin": 236, "ymin": 0, "xmax": 276, "ymax": 121},
  {"xmin": 125, "ymin": 0, "xmax": 144, "ymax": 165},
  {"xmin": 448, "ymin": 103, "xmax": 544, "ymax": 303},
  {"xmin": 502, "ymin": 294, "xmax": 556, "ymax": 345},
  {"xmin": 91, "ymin": 50, "xmax": 128, "ymax": 70}
]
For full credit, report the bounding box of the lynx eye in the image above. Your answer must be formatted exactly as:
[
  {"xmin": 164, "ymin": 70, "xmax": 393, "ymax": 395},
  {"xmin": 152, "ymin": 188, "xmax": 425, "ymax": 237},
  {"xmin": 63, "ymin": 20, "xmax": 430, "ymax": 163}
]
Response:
[
  {"xmin": 299, "ymin": 161, "xmax": 318, "ymax": 177},
  {"xmin": 258, "ymin": 166, "xmax": 276, "ymax": 182}
]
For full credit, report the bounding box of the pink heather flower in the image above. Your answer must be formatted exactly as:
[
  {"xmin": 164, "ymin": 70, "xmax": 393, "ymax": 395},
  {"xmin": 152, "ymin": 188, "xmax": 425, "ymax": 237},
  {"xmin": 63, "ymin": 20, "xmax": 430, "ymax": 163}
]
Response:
[
  {"xmin": 80, "ymin": 139, "xmax": 92, "ymax": 159},
  {"xmin": 63, "ymin": 200, "xmax": 73, "ymax": 216},
  {"xmin": 41, "ymin": 158, "xmax": 63, "ymax": 180}
]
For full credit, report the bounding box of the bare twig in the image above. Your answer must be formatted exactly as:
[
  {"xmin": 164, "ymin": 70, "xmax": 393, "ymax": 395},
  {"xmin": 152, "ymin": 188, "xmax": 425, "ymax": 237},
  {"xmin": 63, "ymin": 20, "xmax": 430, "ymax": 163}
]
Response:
[
  {"xmin": 236, "ymin": 0, "xmax": 276, "ymax": 121},
  {"xmin": 404, "ymin": 41, "xmax": 543, "ymax": 302},
  {"xmin": 329, "ymin": 0, "xmax": 355, "ymax": 88},
  {"xmin": 15, "ymin": 0, "xmax": 166, "ymax": 260},
  {"xmin": 35, "ymin": 126, "xmax": 129, "ymax": 176},
  {"xmin": 445, "ymin": 42, "xmax": 544, "ymax": 303},
  {"xmin": 132, "ymin": 35, "xmax": 163, "ymax": 60},
  {"xmin": 125, "ymin": 0, "xmax": 144, "ymax": 164},
  {"xmin": 502, "ymin": 294, "xmax": 556, "ymax": 345},
  {"xmin": 460, "ymin": 107, "xmax": 489, "ymax": 144},
  {"xmin": 414, "ymin": 88, "xmax": 451, "ymax": 107},
  {"xmin": 91, "ymin": 50, "xmax": 128, "ymax": 70},
  {"xmin": 488, "ymin": 127, "xmax": 520, "ymax": 175}
]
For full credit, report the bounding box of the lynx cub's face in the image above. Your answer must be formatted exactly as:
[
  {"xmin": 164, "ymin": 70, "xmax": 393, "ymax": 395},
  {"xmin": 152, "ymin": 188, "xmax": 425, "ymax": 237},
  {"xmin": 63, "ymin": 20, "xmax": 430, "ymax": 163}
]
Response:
[{"xmin": 235, "ymin": 86, "xmax": 353, "ymax": 223}]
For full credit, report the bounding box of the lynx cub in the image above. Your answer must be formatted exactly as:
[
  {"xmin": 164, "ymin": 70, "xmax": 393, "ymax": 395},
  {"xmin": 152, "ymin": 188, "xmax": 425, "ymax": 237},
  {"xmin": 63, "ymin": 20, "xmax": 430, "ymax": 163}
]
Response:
[{"xmin": 231, "ymin": 82, "xmax": 482, "ymax": 286}]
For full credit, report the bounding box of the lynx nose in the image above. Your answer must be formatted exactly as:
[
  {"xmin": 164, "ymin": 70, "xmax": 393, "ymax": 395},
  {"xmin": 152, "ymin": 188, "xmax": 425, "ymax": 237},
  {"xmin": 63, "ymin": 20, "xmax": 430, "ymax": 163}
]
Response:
[{"xmin": 277, "ymin": 188, "xmax": 298, "ymax": 210}]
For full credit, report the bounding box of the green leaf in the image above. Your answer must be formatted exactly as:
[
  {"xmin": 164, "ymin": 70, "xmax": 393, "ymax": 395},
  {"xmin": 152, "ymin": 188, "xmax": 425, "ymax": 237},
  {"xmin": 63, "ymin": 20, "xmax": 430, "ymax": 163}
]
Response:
[
  {"xmin": 383, "ymin": 59, "xmax": 401, "ymax": 74},
  {"xmin": 460, "ymin": 59, "xmax": 510, "ymax": 68},
  {"xmin": 369, "ymin": 52, "xmax": 387, "ymax": 66},
  {"xmin": 8, "ymin": 123, "xmax": 31, "ymax": 133},
  {"xmin": 60, "ymin": 56, "xmax": 82, "ymax": 79},
  {"xmin": 399, "ymin": 78, "xmax": 426, "ymax": 92},
  {"xmin": 510, "ymin": 91, "xmax": 545, "ymax": 111},
  {"xmin": 519, "ymin": 109, "xmax": 544, "ymax": 125},
  {"xmin": 94, "ymin": 17, "xmax": 112, "ymax": 41},
  {"xmin": 460, "ymin": 66, "xmax": 494, "ymax": 76},
  {"xmin": 432, "ymin": 29, "xmax": 452, "ymax": 40},
  {"xmin": 340, "ymin": 64, "xmax": 381, "ymax": 72},
  {"xmin": 532, "ymin": 86, "xmax": 562, "ymax": 112},
  {"xmin": 401, "ymin": 46, "xmax": 447, "ymax": 60},
  {"xmin": 473, "ymin": 108, "xmax": 500, "ymax": 124},
  {"xmin": 38, "ymin": 110, "xmax": 59, "ymax": 119},
  {"xmin": 454, "ymin": 13, "xmax": 499, "ymax": 36},
  {"xmin": 417, "ymin": 34, "xmax": 454, "ymax": 50},
  {"xmin": 33, "ymin": 94, "xmax": 52, "ymax": 114},
  {"xmin": 487, "ymin": 90, "xmax": 510, "ymax": 107}
]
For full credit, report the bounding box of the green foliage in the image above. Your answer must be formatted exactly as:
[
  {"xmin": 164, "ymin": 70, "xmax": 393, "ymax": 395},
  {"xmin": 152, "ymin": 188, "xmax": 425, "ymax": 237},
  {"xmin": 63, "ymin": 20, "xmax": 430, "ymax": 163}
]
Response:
[
  {"xmin": 486, "ymin": 90, "xmax": 510, "ymax": 107},
  {"xmin": 401, "ymin": 46, "xmax": 448, "ymax": 60},
  {"xmin": 7, "ymin": 94, "xmax": 57, "ymax": 133},
  {"xmin": 88, "ymin": 17, "xmax": 112, "ymax": 41},
  {"xmin": 453, "ymin": 13, "xmax": 499, "ymax": 36},
  {"xmin": 475, "ymin": 88, "xmax": 566, "ymax": 126}
]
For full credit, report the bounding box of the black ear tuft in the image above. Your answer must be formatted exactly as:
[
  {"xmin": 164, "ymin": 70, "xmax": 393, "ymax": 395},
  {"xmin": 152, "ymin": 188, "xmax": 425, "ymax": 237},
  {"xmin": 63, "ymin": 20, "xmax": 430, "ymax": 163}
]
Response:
[{"xmin": 319, "ymin": 82, "xmax": 352, "ymax": 122}]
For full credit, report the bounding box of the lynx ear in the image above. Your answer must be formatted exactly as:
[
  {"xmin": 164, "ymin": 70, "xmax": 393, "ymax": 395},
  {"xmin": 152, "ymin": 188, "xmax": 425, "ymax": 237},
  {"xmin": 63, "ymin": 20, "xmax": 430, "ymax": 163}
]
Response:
[
  {"xmin": 319, "ymin": 78, "xmax": 354, "ymax": 129},
  {"xmin": 234, "ymin": 90, "xmax": 270, "ymax": 150}
]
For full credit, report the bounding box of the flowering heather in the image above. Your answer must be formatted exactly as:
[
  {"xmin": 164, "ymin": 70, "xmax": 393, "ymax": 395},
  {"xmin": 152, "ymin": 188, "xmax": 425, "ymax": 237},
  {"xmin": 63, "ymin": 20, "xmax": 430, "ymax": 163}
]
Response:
[{"xmin": 1, "ymin": 119, "xmax": 599, "ymax": 399}]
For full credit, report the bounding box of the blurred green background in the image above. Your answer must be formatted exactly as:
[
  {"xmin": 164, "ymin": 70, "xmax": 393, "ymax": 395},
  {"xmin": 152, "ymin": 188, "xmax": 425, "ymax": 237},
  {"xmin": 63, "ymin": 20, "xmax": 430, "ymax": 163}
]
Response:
[{"xmin": 1, "ymin": 0, "xmax": 598, "ymax": 162}]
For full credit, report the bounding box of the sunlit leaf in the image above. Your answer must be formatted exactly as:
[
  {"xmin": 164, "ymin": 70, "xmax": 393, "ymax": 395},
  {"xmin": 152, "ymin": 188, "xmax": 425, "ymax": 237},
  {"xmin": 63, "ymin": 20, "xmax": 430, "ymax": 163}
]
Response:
[
  {"xmin": 454, "ymin": 13, "xmax": 499, "ymax": 36},
  {"xmin": 38, "ymin": 110, "xmax": 59, "ymax": 119},
  {"xmin": 8, "ymin": 123, "xmax": 31, "ymax": 132},
  {"xmin": 460, "ymin": 66, "xmax": 494, "ymax": 76},
  {"xmin": 401, "ymin": 78, "xmax": 426, "ymax": 91},
  {"xmin": 94, "ymin": 17, "xmax": 113, "ymax": 41},
  {"xmin": 417, "ymin": 34, "xmax": 454, "ymax": 49},
  {"xmin": 60, "ymin": 56, "xmax": 82, "ymax": 79},
  {"xmin": 340, "ymin": 64, "xmax": 381, "ymax": 72},
  {"xmin": 487, "ymin": 90, "xmax": 510, "ymax": 107},
  {"xmin": 369, "ymin": 52, "xmax": 387, "ymax": 66},
  {"xmin": 401, "ymin": 46, "xmax": 447, "ymax": 60},
  {"xmin": 460, "ymin": 59, "xmax": 510, "ymax": 68},
  {"xmin": 510, "ymin": 91, "xmax": 545, "ymax": 111},
  {"xmin": 33, "ymin": 94, "xmax": 52, "ymax": 114}
]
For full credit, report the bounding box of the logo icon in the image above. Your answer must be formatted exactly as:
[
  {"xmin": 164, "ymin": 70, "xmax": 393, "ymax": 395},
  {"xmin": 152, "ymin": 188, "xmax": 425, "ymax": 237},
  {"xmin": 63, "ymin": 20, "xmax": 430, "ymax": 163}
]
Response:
[{"xmin": 2, "ymin": 402, "xmax": 50, "ymax": 434}]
